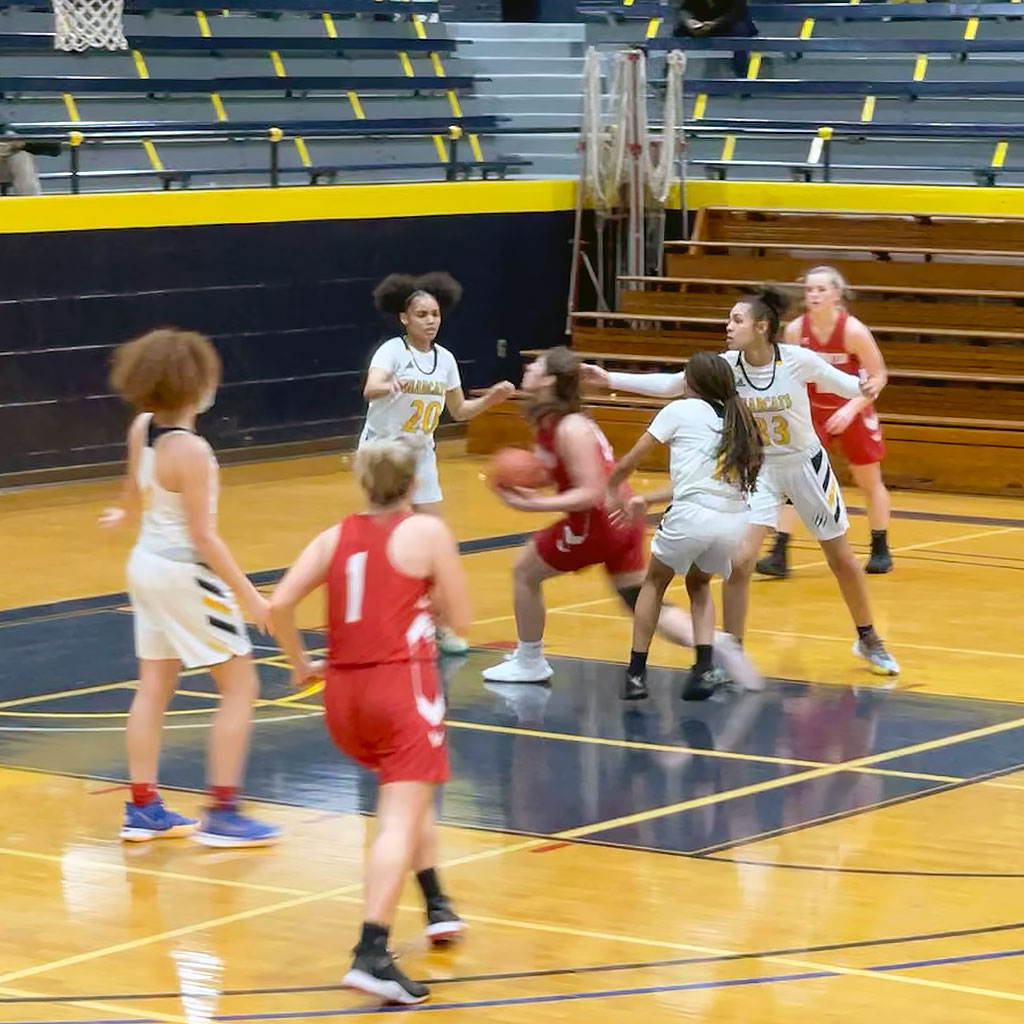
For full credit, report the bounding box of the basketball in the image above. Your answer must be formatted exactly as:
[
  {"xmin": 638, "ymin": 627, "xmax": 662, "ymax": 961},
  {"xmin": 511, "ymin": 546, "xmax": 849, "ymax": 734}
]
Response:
[{"xmin": 488, "ymin": 447, "xmax": 551, "ymax": 489}]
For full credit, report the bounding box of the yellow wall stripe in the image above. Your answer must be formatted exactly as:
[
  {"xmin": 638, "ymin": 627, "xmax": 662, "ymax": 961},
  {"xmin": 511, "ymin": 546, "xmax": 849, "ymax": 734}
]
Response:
[
  {"xmin": 294, "ymin": 137, "xmax": 312, "ymax": 168},
  {"xmin": 746, "ymin": 52, "xmax": 761, "ymax": 80},
  {"xmin": 195, "ymin": 10, "xmax": 211, "ymax": 37},
  {"xmin": 347, "ymin": 90, "xmax": 365, "ymax": 119},
  {"xmin": 131, "ymin": 49, "xmax": 149, "ymax": 79},
  {"xmin": 6, "ymin": 179, "xmax": 1024, "ymax": 235},
  {"xmin": 720, "ymin": 135, "xmax": 736, "ymax": 162},
  {"xmin": 446, "ymin": 89, "xmax": 463, "ymax": 118},
  {"xmin": 469, "ymin": 134, "xmax": 483, "ymax": 162},
  {"xmin": 398, "ymin": 51, "xmax": 414, "ymax": 77},
  {"xmin": 412, "ymin": 15, "xmax": 427, "ymax": 39},
  {"xmin": 860, "ymin": 95, "xmax": 876, "ymax": 122},
  {"xmin": 645, "ymin": 17, "xmax": 660, "ymax": 38},
  {"xmin": 799, "ymin": 17, "xmax": 814, "ymax": 39},
  {"xmin": 210, "ymin": 92, "xmax": 227, "ymax": 121},
  {"xmin": 269, "ymin": 49, "xmax": 286, "ymax": 77},
  {"xmin": 430, "ymin": 51, "xmax": 445, "ymax": 76},
  {"xmin": 433, "ymin": 135, "xmax": 448, "ymax": 163},
  {"xmin": 693, "ymin": 92, "xmax": 707, "ymax": 120},
  {"xmin": 992, "ymin": 141, "xmax": 1008, "ymax": 168},
  {"xmin": 913, "ymin": 54, "xmax": 928, "ymax": 82},
  {"xmin": 62, "ymin": 92, "xmax": 79, "ymax": 121},
  {"xmin": 964, "ymin": 16, "xmax": 979, "ymax": 40},
  {"xmin": 322, "ymin": 12, "xmax": 338, "ymax": 37}
]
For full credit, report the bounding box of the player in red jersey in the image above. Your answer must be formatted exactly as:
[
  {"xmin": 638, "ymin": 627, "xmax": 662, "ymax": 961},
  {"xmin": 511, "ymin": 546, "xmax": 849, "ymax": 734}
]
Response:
[
  {"xmin": 270, "ymin": 438, "xmax": 470, "ymax": 1006},
  {"xmin": 483, "ymin": 346, "xmax": 760, "ymax": 694},
  {"xmin": 757, "ymin": 266, "xmax": 893, "ymax": 577}
]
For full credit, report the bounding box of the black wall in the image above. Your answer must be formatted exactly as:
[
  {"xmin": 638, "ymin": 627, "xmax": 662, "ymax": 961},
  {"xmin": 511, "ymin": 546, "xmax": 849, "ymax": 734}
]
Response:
[{"xmin": 0, "ymin": 210, "xmax": 573, "ymax": 476}]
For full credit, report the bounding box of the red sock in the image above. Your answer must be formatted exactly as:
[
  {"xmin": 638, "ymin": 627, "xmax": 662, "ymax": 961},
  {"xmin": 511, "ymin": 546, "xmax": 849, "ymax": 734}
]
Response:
[
  {"xmin": 131, "ymin": 783, "xmax": 158, "ymax": 807},
  {"xmin": 210, "ymin": 785, "xmax": 239, "ymax": 811}
]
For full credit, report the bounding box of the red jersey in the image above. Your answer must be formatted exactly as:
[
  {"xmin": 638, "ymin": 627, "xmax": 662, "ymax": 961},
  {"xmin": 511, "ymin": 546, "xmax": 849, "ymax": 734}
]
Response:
[
  {"xmin": 800, "ymin": 309, "xmax": 859, "ymax": 412},
  {"xmin": 534, "ymin": 411, "xmax": 625, "ymax": 530},
  {"xmin": 326, "ymin": 511, "xmax": 436, "ymax": 669}
]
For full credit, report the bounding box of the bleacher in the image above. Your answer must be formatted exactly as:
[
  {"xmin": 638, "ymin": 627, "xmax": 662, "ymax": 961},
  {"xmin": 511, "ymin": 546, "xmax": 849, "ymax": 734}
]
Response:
[
  {"xmin": 0, "ymin": 0, "xmax": 529, "ymax": 190},
  {"xmin": 573, "ymin": 1, "xmax": 1024, "ymax": 186},
  {"xmin": 467, "ymin": 207, "xmax": 1024, "ymax": 497}
]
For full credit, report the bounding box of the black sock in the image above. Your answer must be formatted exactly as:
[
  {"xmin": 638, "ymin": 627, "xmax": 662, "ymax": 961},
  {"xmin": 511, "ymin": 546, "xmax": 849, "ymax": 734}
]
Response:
[
  {"xmin": 774, "ymin": 531, "xmax": 790, "ymax": 551},
  {"xmin": 856, "ymin": 624, "xmax": 874, "ymax": 641},
  {"xmin": 628, "ymin": 650, "xmax": 649, "ymax": 676},
  {"xmin": 357, "ymin": 921, "xmax": 389, "ymax": 955},
  {"xmin": 871, "ymin": 529, "xmax": 888, "ymax": 551},
  {"xmin": 416, "ymin": 867, "xmax": 444, "ymax": 905},
  {"xmin": 694, "ymin": 645, "xmax": 713, "ymax": 673}
]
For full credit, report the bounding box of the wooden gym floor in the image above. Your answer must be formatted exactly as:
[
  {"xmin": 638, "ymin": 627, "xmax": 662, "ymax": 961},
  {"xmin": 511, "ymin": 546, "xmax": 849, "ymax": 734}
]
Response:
[{"xmin": 1, "ymin": 442, "xmax": 1023, "ymax": 1022}]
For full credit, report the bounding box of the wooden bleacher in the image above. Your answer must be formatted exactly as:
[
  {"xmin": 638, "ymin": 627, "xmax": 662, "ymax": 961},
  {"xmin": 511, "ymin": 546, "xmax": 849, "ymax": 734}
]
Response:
[{"xmin": 467, "ymin": 208, "xmax": 1024, "ymax": 497}]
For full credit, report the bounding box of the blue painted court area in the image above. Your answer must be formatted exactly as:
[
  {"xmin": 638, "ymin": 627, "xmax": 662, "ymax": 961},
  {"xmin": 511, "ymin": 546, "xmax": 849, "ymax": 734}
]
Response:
[{"xmin": 1, "ymin": 596, "xmax": 1023, "ymax": 856}]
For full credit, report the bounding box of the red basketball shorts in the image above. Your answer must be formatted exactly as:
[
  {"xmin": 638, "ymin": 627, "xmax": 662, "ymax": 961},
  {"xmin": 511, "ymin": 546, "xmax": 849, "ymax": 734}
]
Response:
[
  {"xmin": 323, "ymin": 660, "xmax": 449, "ymax": 785},
  {"xmin": 533, "ymin": 508, "xmax": 646, "ymax": 576}
]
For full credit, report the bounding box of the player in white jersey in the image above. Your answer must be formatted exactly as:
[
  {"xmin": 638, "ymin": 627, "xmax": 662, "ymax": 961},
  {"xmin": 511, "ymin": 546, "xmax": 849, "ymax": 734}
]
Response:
[
  {"xmin": 606, "ymin": 352, "xmax": 765, "ymax": 700},
  {"xmin": 583, "ymin": 287, "xmax": 899, "ymax": 677},
  {"xmin": 360, "ymin": 272, "xmax": 514, "ymax": 654},
  {"xmin": 100, "ymin": 329, "xmax": 280, "ymax": 847}
]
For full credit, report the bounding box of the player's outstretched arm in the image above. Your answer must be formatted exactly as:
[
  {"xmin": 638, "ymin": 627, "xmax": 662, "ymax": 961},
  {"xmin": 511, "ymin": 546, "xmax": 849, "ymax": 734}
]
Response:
[
  {"xmin": 445, "ymin": 381, "xmax": 516, "ymax": 422},
  {"xmin": 98, "ymin": 413, "xmax": 145, "ymax": 528}
]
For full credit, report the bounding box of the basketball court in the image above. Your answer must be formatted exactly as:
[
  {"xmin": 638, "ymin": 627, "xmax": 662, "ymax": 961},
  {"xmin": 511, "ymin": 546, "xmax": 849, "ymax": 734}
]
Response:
[{"xmin": 1, "ymin": 445, "xmax": 1023, "ymax": 1022}]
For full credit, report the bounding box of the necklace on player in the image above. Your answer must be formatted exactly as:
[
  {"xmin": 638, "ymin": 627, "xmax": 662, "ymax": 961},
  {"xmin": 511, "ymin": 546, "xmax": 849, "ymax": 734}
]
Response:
[
  {"xmin": 404, "ymin": 336, "xmax": 438, "ymax": 375},
  {"xmin": 738, "ymin": 342, "xmax": 780, "ymax": 392}
]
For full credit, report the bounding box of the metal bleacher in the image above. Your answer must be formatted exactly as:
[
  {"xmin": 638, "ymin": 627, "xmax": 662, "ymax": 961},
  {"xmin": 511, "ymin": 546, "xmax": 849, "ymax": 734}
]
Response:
[
  {"xmin": 0, "ymin": 0, "xmax": 530, "ymax": 191},
  {"xmin": 578, "ymin": 1, "xmax": 1024, "ymax": 186}
]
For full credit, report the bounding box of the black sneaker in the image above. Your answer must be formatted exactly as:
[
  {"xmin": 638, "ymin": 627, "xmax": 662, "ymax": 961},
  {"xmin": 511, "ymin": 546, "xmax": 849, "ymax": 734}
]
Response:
[
  {"xmin": 682, "ymin": 666, "xmax": 727, "ymax": 702},
  {"xmin": 755, "ymin": 547, "xmax": 789, "ymax": 578},
  {"xmin": 622, "ymin": 668, "xmax": 650, "ymax": 701},
  {"xmin": 425, "ymin": 897, "xmax": 466, "ymax": 946},
  {"xmin": 865, "ymin": 547, "xmax": 893, "ymax": 574},
  {"xmin": 343, "ymin": 949, "xmax": 429, "ymax": 1005}
]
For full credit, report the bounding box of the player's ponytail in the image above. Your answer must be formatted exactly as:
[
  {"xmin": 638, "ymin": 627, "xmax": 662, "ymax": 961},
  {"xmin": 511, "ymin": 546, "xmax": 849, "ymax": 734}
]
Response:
[
  {"xmin": 372, "ymin": 272, "xmax": 463, "ymax": 316},
  {"xmin": 740, "ymin": 285, "xmax": 789, "ymax": 342},
  {"xmin": 686, "ymin": 351, "xmax": 763, "ymax": 495},
  {"xmin": 354, "ymin": 439, "xmax": 418, "ymax": 506}
]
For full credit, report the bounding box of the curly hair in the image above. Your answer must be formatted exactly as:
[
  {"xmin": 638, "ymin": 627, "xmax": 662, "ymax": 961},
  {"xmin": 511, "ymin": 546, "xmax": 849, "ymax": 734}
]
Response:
[
  {"xmin": 110, "ymin": 328, "xmax": 221, "ymax": 412},
  {"xmin": 372, "ymin": 272, "xmax": 463, "ymax": 316}
]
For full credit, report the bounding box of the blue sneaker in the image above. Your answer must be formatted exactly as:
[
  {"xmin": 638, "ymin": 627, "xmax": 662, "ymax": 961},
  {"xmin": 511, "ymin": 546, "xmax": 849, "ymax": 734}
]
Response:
[
  {"xmin": 194, "ymin": 807, "xmax": 281, "ymax": 848},
  {"xmin": 120, "ymin": 799, "xmax": 198, "ymax": 842}
]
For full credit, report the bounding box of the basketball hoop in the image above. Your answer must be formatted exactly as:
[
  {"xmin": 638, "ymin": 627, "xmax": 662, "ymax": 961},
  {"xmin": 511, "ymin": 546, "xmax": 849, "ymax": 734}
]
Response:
[{"xmin": 53, "ymin": 0, "xmax": 128, "ymax": 51}]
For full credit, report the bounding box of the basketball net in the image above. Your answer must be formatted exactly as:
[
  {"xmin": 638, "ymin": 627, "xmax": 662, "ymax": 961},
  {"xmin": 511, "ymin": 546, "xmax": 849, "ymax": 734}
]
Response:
[
  {"xmin": 573, "ymin": 47, "xmax": 686, "ymax": 314},
  {"xmin": 53, "ymin": 0, "xmax": 128, "ymax": 51}
]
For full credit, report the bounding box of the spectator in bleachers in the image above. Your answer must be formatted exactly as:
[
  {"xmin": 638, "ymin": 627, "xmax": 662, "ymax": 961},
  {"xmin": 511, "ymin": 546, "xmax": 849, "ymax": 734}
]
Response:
[
  {"xmin": 0, "ymin": 138, "xmax": 41, "ymax": 196},
  {"xmin": 672, "ymin": 0, "xmax": 757, "ymax": 77}
]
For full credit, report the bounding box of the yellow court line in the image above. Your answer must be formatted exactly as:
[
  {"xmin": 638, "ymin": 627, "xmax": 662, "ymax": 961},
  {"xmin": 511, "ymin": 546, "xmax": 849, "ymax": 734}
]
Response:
[
  {"xmin": 0, "ymin": 837, "xmax": 539, "ymax": 987},
  {"xmin": 0, "ymin": 985, "xmax": 188, "ymax": 1024},
  {"xmin": 554, "ymin": 711, "xmax": 1024, "ymax": 842},
  {"xmin": 445, "ymin": 719, "xmax": 961, "ymax": 785}
]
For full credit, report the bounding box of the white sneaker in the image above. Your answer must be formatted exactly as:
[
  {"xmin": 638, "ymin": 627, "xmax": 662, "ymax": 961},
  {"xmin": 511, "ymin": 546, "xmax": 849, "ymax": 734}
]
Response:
[
  {"xmin": 437, "ymin": 626, "xmax": 469, "ymax": 656},
  {"xmin": 481, "ymin": 652, "xmax": 553, "ymax": 682},
  {"xmin": 714, "ymin": 632, "xmax": 764, "ymax": 691}
]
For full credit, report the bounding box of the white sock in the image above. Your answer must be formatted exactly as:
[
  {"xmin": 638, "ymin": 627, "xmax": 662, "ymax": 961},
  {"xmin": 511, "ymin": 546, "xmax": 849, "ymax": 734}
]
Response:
[{"xmin": 517, "ymin": 640, "xmax": 544, "ymax": 662}]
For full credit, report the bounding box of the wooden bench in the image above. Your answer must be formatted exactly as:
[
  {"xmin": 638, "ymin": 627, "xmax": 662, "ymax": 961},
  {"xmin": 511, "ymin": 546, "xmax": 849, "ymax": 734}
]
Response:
[
  {"xmin": 663, "ymin": 252, "xmax": 1024, "ymax": 293},
  {"xmin": 665, "ymin": 239, "xmax": 1024, "ymax": 264},
  {"xmin": 691, "ymin": 207, "xmax": 1024, "ymax": 255},
  {"xmin": 571, "ymin": 323, "xmax": 1024, "ymax": 377},
  {"xmin": 617, "ymin": 289, "xmax": 1024, "ymax": 335},
  {"xmin": 465, "ymin": 394, "xmax": 1024, "ymax": 496}
]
